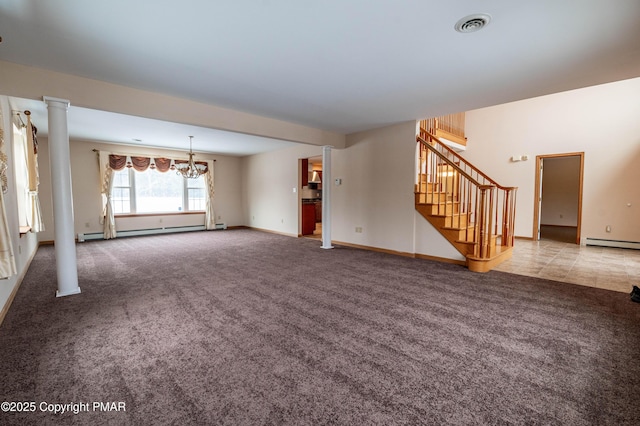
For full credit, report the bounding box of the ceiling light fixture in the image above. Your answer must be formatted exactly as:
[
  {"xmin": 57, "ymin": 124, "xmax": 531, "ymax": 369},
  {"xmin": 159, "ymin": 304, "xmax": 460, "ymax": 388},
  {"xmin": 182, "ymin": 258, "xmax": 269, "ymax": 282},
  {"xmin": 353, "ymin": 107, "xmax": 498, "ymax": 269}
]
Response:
[
  {"xmin": 454, "ymin": 13, "xmax": 491, "ymax": 33},
  {"xmin": 175, "ymin": 136, "xmax": 206, "ymax": 179}
]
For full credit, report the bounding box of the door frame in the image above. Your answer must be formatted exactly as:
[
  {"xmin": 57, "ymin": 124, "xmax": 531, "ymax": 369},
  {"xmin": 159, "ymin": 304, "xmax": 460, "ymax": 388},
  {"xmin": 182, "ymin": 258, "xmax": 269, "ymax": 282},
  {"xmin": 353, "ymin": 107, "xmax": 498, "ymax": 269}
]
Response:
[{"xmin": 532, "ymin": 152, "xmax": 584, "ymax": 244}]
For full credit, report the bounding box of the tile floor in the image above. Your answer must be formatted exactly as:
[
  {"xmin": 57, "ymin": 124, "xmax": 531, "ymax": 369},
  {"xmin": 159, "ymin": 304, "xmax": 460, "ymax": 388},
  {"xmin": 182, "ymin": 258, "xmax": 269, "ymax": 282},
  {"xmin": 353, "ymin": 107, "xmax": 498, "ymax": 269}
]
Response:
[{"xmin": 494, "ymin": 238, "xmax": 640, "ymax": 293}]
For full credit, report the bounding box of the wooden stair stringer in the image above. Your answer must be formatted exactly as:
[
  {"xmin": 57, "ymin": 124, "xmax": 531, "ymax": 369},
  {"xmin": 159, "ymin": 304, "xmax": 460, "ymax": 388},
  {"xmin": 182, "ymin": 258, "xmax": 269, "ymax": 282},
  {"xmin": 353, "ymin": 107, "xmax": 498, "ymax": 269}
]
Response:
[
  {"xmin": 415, "ymin": 197, "xmax": 512, "ymax": 272},
  {"xmin": 415, "ymin": 203, "xmax": 475, "ymax": 257}
]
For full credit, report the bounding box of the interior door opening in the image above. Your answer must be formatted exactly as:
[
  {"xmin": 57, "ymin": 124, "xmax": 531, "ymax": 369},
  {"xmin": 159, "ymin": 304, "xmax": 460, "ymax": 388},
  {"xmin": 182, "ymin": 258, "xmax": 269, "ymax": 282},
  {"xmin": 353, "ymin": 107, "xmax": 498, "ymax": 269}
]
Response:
[
  {"xmin": 533, "ymin": 153, "xmax": 584, "ymax": 244},
  {"xmin": 300, "ymin": 156, "xmax": 322, "ymax": 239}
]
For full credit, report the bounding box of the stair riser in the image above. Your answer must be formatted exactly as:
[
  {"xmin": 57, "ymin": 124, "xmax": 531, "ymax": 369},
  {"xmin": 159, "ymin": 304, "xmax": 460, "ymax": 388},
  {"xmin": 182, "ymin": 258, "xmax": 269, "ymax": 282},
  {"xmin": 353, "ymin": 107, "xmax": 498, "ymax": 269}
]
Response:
[
  {"xmin": 416, "ymin": 207, "xmax": 470, "ymax": 230},
  {"xmin": 444, "ymin": 215, "xmax": 469, "ymax": 228},
  {"xmin": 424, "ymin": 204, "xmax": 460, "ymax": 215},
  {"xmin": 416, "ymin": 193, "xmax": 457, "ymax": 203}
]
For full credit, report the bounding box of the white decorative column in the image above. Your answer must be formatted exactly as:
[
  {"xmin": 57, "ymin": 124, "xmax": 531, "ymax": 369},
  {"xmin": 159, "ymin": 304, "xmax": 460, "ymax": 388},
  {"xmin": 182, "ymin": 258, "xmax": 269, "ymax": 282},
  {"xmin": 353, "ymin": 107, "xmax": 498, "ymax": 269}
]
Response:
[
  {"xmin": 321, "ymin": 145, "xmax": 333, "ymax": 249},
  {"xmin": 43, "ymin": 96, "xmax": 81, "ymax": 297}
]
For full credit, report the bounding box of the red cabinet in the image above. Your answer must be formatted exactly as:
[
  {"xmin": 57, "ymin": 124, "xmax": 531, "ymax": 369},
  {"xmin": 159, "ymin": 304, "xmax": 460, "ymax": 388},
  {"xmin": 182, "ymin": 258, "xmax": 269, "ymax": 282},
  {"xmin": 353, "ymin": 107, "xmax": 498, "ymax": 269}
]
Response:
[{"xmin": 301, "ymin": 203, "xmax": 316, "ymax": 235}]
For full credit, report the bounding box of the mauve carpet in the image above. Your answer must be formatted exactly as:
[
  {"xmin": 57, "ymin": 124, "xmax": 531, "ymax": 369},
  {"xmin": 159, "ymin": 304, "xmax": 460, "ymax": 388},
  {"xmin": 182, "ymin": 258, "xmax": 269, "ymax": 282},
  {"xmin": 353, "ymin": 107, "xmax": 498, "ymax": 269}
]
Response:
[{"xmin": 0, "ymin": 229, "xmax": 639, "ymax": 425}]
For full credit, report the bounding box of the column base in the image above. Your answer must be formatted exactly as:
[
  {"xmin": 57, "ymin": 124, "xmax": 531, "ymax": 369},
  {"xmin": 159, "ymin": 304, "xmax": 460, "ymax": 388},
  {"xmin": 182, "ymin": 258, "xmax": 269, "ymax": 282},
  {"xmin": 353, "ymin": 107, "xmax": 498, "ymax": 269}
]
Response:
[
  {"xmin": 56, "ymin": 287, "xmax": 82, "ymax": 298},
  {"xmin": 321, "ymin": 245, "xmax": 334, "ymax": 249}
]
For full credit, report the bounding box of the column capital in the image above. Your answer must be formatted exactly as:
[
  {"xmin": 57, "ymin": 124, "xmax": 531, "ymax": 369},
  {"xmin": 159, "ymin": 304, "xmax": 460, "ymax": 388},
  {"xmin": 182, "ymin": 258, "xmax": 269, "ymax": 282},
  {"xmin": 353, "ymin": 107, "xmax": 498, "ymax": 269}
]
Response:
[{"xmin": 43, "ymin": 96, "xmax": 71, "ymax": 109}]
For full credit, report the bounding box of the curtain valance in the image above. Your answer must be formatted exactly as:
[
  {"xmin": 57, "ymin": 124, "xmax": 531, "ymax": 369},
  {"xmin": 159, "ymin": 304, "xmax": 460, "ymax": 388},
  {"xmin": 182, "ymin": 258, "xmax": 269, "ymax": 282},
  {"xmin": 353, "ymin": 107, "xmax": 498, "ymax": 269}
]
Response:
[
  {"xmin": 99, "ymin": 150, "xmax": 215, "ymax": 239},
  {"xmin": 108, "ymin": 154, "xmax": 209, "ymax": 174}
]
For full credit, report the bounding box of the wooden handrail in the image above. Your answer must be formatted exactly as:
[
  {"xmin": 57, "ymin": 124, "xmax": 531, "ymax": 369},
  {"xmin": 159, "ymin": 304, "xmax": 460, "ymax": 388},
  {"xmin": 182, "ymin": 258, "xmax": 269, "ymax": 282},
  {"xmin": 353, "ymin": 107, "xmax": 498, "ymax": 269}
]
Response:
[
  {"xmin": 420, "ymin": 128, "xmax": 515, "ymax": 192},
  {"xmin": 415, "ymin": 128, "xmax": 518, "ymax": 261},
  {"xmin": 416, "ymin": 135, "xmax": 483, "ymax": 187}
]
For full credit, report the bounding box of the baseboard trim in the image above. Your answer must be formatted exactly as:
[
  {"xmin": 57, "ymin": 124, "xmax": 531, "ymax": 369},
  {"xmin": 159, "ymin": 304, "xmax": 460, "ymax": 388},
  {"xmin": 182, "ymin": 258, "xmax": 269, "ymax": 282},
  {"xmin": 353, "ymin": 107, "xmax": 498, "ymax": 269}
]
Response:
[
  {"xmin": 247, "ymin": 226, "xmax": 298, "ymax": 238},
  {"xmin": 415, "ymin": 253, "xmax": 467, "ymax": 266},
  {"xmin": 332, "ymin": 240, "xmax": 415, "ymax": 258},
  {"xmin": 334, "ymin": 240, "xmax": 466, "ymax": 266},
  {"xmin": 0, "ymin": 244, "xmax": 39, "ymax": 327}
]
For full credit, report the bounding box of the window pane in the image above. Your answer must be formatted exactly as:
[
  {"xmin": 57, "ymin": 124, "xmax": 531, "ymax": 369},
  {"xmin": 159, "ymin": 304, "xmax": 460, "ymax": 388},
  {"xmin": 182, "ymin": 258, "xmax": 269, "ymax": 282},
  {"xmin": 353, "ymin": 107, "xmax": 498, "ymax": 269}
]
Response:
[
  {"xmin": 135, "ymin": 169, "xmax": 183, "ymax": 213},
  {"xmin": 112, "ymin": 168, "xmax": 131, "ymax": 214},
  {"xmin": 112, "ymin": 187, "xmax": 130, "ymax": 214},
  {"xmin": 187, "ymin": 175, "xmax": 206, "ymax": 188},
  {"xmin": 113, "ymin": 169, "xmax": 130, "ymax": 186},
  {"xmin": 188, "ymin": 188, "xmax": 205, "ymax": 211}
]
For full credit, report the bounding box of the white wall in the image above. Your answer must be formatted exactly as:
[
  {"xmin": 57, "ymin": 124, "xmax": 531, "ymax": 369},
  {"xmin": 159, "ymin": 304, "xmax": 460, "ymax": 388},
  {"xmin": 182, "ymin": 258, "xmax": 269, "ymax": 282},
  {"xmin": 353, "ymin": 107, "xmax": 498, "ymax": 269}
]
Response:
[
  {"xmin": 243, "ymin": 121, "xmax": 463, "ymax": 260},
  {"xmin": 242, "ymin": 143, "xmax": 324, "ymax": 236},
  {"xmin": 0, "ymin": 97, "xmax": 40, "ymax": 318},
  {"xmin": 36, "ymin": 139, "xmax": 244, "ymax": 242},
  {"xmin": 0, "ymin": 60, "xmax": 345, "ymax": 149},
  {"xmin": 464, "ymin": 77, "xmax": 640, "ymax": 242},
  {"xmin": 243, "ymin": 77, "xmax": 640, "ymax": 257}
]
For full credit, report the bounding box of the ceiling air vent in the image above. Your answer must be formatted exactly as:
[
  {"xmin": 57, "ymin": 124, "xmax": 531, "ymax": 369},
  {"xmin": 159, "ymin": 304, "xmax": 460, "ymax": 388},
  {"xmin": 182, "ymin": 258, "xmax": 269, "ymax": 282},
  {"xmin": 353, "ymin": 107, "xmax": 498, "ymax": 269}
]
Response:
[{"xmin": 454, "ymin": 14, "xmax": 491, "ymax": 33}]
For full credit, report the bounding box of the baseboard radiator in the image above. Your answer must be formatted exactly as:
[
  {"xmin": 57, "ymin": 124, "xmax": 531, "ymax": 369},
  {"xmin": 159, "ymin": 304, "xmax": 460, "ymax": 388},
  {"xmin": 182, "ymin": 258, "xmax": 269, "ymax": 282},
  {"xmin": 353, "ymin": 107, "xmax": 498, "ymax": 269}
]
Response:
[
  {"xmin": 584, "ymin": 238, "xmax": 640, "ymax": 250},
  {"xmin": 78, "ymin": 223, "xmax": 227, "ymax": 242}
]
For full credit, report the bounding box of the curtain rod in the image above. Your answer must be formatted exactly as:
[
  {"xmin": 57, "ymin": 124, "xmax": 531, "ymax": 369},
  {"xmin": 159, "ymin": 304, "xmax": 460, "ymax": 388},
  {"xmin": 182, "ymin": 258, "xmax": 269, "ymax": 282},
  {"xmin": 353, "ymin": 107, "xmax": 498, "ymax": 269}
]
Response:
[{"xmin": 12, "ymin": 110, "xmax": 29, "ymax": 128}]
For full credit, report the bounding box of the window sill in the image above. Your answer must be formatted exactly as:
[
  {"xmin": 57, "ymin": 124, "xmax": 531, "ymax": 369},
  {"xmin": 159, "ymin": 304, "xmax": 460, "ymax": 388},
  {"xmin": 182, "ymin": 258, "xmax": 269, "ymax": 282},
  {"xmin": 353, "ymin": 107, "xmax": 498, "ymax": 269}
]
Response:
[
  {"xmin": 19, "ymin": 226, "xmax": 31, "ymax": 236},
  {"xmin": 115, "ymin": 211, "xmax": 205, "ymax": 218}
]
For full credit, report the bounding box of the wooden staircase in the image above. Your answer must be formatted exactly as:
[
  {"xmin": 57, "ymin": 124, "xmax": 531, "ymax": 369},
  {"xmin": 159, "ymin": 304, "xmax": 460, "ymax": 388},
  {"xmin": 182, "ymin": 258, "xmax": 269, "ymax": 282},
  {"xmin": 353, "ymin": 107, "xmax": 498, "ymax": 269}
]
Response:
[{"xmin": 416, "ymin": 128, "xmax": 517, "ymax": 272}]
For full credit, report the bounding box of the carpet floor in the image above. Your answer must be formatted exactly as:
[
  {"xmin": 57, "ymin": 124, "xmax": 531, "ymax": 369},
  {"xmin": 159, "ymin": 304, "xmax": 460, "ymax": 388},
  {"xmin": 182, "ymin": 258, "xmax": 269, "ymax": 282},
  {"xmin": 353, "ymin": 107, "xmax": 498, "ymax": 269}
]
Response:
[{"xmin": 0, "ymin": 229, "xmax": 639, "ymax": 425}]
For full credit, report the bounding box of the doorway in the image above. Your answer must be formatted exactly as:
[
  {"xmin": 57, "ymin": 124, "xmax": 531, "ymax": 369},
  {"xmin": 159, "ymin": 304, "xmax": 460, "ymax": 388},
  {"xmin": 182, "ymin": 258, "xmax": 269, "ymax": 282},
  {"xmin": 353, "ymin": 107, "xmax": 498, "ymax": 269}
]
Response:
[
  {"xmin": 300, "ymin": 156, "xmax": 323, "ymax": 238},
  {"xmin": 533, "ymin": 153, "xmax": 584, "ymax": 244}
]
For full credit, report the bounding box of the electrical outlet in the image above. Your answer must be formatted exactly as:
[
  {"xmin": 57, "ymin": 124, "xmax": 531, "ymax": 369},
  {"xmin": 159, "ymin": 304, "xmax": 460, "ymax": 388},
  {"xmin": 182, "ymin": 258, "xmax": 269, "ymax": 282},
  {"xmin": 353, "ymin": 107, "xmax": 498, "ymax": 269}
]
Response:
[
  {"xmin": 217, "ymin": 215, "xmax": 221, "ymax": 220},
  {"xmin": 85, "ymin": 222, "xmax": 90, "ymax": 228},
  {"xmin": 355, "ymin": 227, "xmax": 363, "ymax": 233}
]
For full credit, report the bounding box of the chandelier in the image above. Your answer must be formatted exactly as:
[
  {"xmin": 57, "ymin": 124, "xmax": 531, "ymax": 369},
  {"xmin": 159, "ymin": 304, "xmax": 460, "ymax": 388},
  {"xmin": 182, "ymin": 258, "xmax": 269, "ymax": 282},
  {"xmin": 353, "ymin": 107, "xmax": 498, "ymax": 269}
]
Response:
[{"xmin": 175, "ymin": 136, "xmax": 206, "ymax": 179}]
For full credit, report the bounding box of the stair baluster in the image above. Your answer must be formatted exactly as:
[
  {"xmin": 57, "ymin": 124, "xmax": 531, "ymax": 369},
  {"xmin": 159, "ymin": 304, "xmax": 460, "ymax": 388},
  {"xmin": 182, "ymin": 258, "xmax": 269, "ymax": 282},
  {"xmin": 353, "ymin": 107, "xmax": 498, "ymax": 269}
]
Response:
[{"xmin": 416, "ymin": 129, "xmax": 517, "ymax": 272}]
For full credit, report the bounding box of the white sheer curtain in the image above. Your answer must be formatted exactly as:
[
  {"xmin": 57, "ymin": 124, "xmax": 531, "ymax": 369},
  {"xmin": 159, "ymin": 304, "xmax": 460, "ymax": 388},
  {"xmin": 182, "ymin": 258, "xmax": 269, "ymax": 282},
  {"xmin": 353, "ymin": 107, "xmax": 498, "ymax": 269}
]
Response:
[
  {"xmin": 25, "ymin": 115, "xmax": 44, "ymax": 233},
  {"xmin": 0, "ymin": 108, "xmax": 16, "ymax": 278},
  {"xmin": 99, "ymin": 151, "xmax": 117, "ymax": 239},
  {"xmin": 204, "ymin": 160, "xmax": 216, "ymax": 230},
  {"xmin": 12, "ymin": 121, "xmax": 29, "ymax": 228}
]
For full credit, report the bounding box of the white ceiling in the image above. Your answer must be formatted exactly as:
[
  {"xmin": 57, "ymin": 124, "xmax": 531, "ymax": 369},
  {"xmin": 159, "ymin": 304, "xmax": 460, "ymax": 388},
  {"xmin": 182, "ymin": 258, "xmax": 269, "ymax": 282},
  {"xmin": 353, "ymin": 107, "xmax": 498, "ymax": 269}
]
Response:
[
  {"xmin": 7, "ymin": 97, "xmax": 298, "ymax": 156},
  {"xmin": 2, "ymin": 0, "xmax": 640, "ymax": 155}
]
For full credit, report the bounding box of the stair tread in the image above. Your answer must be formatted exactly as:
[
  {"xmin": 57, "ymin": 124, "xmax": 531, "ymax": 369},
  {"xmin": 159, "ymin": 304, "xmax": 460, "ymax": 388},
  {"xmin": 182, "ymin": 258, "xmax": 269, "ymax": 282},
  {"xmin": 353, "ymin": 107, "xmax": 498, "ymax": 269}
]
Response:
[
  {"xmin": 428, "ymin": 211, "xmax": 469, "ymax": 217},
  {"xmin": 416, "ymin": 201, "xmax": 460, "ymax": 206},
  {"xmin": 455, "ymin": 236, "xmax": 499, "ymax": 244},
  {"xmin": 442, "ymin": 224, "xmax": 476, "ymax": 231}
]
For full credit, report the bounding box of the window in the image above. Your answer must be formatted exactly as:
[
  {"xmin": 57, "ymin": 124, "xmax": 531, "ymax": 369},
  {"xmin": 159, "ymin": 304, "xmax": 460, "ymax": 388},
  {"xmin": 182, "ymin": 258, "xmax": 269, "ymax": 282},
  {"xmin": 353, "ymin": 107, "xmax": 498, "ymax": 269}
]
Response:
[
  {"xmin": 112, "ymin": 168, "xmax": 205, "ymax": 214},
  {"xmin": 112, "ymin": 168, "xmax": 131, "ymax": 214},
  {"xmin": 187, "ymin": 176, "xmax": 206, "ymax": 211}
]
